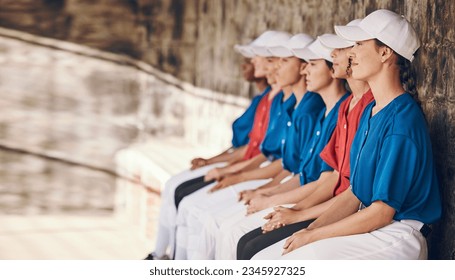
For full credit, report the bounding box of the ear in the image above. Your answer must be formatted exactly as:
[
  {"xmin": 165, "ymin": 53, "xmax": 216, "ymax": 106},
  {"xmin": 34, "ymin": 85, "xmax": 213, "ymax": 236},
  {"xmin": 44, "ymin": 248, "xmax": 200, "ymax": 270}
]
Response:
[{"xmin": 380, "ymin": 46, "xmax": 394, "ymax": 63}]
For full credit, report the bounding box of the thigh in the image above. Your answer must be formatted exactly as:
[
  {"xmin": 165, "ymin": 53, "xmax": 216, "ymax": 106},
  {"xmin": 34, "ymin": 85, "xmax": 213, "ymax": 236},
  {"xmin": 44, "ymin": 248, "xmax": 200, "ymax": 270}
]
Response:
[
  {"xmin": 238, "ymin": 220, "xmax": 314, "ymax": 260},
  {"xmin": 281, "ymin": 221, "xmax": 427, "ymax": 260},
  {"xmin": 175, "ymin": 176, "xmax": 214, "ymax": 208}
]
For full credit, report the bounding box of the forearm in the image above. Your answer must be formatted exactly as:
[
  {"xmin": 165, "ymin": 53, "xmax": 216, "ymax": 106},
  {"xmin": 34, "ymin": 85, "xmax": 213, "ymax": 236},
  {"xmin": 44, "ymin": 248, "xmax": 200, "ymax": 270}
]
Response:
[
  {"xmin": 307, "ymin": 189, "xmax": 360, "ymax": 230},
  {"xmin": 207, "ymin": 146, "xmax": 246, "ymax": 165},
  {"xmin": 293, "ymin": 171, "xmax": 339, "ymax": 210},
  {"xmin": 309, "ymin": 200, "xmax": 396, "ymax": 242},
  {"xmin": 241, "ymin": 159, "xmax": 284, "ymax": 181},
  {"xmin": 266, "ymin": 175, "xmax": 301, "ymax": 196},
  {"xmin": 218, "ymin": 157, "xmax": 253, "ymax": 176},
  {"xmin": 268, "ymin": 178, "xmax": 318, "ymax": 206},
  {"xmin": 294, "ymin": 197, "xmax": 338, "ymax": 222},
  {"xmin": 241, "ymin": 154, "xmax": 268, "ymax": 172}
]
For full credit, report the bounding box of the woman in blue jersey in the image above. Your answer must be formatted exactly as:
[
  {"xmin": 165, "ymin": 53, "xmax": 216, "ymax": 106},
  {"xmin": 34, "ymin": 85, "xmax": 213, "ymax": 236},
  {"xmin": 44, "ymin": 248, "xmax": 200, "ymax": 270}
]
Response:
[{"xmin": 260, "ymin": 9, "xmax": 442, "ymax": 260}]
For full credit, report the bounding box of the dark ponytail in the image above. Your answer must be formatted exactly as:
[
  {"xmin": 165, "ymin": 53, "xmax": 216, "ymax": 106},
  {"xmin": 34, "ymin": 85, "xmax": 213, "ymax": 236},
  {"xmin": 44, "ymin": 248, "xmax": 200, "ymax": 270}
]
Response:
[{"xmin": 397, "ymin": 54, "xmax": 421, "ymax": 107}]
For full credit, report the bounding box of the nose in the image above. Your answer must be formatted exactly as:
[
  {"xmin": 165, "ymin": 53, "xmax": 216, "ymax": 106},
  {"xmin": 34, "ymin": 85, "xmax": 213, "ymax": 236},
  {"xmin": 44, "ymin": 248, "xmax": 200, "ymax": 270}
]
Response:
[
  {"xmin": 303, "ymin": 64, "xmax": 310, "ymax": 75},
  {"xmin": 348, "ymin": 45, "xmax": 357, "ymax": 59}
]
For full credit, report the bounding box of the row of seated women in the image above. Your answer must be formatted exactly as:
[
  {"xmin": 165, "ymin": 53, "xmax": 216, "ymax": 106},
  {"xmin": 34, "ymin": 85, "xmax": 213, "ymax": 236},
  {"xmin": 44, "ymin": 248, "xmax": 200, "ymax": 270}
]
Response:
[{"xmin": 144, "ymin": 9, "xmax": 441, "ymax": 260}]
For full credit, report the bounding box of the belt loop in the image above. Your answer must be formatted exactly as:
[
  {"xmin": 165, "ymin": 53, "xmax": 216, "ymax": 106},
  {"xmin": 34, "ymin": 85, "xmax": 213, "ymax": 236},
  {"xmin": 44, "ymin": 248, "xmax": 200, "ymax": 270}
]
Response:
[
  {"xmin": 420, "ymin": 224, "xmax": 432, "ymax": 238},
  {"xmin": 400, "ymin": 220, "xmax": 432, "ymax": 238}
]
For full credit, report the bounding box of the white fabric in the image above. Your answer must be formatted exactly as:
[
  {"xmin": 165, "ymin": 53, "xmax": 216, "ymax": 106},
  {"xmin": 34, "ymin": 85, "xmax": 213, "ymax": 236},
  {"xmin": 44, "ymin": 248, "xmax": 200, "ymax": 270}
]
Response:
[
  {"xmin": 252, "ymin": 220, "xmax": 427, "ymax": 260},
  {"xmin": 174, "ymin": 179, "xmax": 270, "ymax": 259},
  {"xmin": 215, "ymin": 204, "xmax": 295, "ymax": 260},
  {"xmin": 151, "ymin": 162, "xmax": 225, "ymax": 258}
]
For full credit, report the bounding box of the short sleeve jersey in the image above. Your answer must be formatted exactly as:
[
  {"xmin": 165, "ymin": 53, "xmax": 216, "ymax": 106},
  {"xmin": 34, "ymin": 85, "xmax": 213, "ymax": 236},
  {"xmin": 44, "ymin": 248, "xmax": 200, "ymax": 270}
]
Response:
[
  {"xmin": 231, "ymin": 86, "xmax": 271, "ymax": 148},
  {"xmin": 319, "ymin": 90, "xmax": 374, "ymax": 196},
  {"xmin": 281, "ymin": 91, "xmax": 325, "ymax": 174},
  {"xmin": 299, "ymin": 92, "xmax": 350, "ymax": 185},
  {"xmin": 242, "ymin": 91, "xmax": 273, "ymax": 160},
  {"xmin": 261, "ymin": 92, "xmax": 297, "ymax": 161},
  {"xmin": 350, "ymin": 93, "xmax": 442, "ymax": 224}
]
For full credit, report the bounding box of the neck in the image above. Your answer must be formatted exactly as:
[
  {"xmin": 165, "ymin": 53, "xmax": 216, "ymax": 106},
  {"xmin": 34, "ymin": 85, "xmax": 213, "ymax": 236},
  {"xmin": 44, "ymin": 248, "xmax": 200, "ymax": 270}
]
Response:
[
  {"xmin": 318, "ymin": 80, "xmax": 346, "ymax": 114},
  {"xmin": 367, "ymin": 66, "xmax": 404, "ymax": 111},
  {"xmin": 346, "ymin": 78, "xmax": 370, "ymax": 99},
  {"xmin": 282, "ymin": 85, "xmax": 293, "ymax": 99},
  {"xmin": 268, "ymin": 83, "xmax": 282, "ymax": 99},
  {"xmin": 254, "ymin": 78, "xmax": 269, "ymax": 92},
  {"xmin": 291, "ymin": 76, "xmax": 308, "ymax": 105}
]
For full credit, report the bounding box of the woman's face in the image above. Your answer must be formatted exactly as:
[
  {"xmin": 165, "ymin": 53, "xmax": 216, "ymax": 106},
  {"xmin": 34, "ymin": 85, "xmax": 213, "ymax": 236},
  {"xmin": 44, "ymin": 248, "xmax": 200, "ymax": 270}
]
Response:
[
  {"xmin": 304, "ymin": 59, "xmax": 333, "ymax": 92},
  {"xmin": 275, "ymin": 57, "xmax": 303, "ymax": 88},
  {"xmin": 264, "ymin": 57, "xmax": 279, "ymax": 85},
  {"xmin": 251, "ymin": 56, "xmax": 268, "ymax": 78},
  {"xmin": 348, "ymin": 39, "xmax": 383, "ymax": 81},
  {"xmin": 331, "ymin": 47, "xmax": 351, "ymax": 79}
]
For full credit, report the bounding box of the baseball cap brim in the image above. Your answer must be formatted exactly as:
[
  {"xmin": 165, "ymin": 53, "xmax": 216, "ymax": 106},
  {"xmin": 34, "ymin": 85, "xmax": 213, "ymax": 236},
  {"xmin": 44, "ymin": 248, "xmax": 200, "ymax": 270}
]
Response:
[
  {"xmin": 234, "ymin": 45, "xmax": 255, "ymax": 58},
  {"xmin": 252, "ymin": 46, "xmax": 273, "ymax": 57},
  {"xmin": 292, "ymin": 48, "xmax": 319, "ymax": 62},
  {"xmin": 267, "ymin": 46, "xmax": 294, "ymax": 57},
  {"xmin": 334, "ymin": 25, "xmax": 374, "ymax": 42},
  {"xmin": 318, "ymin": 34, "xmax": 354, "ymax": 49}
]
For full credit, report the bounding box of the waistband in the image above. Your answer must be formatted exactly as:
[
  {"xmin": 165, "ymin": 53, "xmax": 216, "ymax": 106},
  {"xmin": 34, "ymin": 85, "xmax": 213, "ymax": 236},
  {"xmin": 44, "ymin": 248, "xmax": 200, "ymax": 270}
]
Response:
[{"xmin": 400, "ymin": 219, "xmax": 432, "ymax": 238}]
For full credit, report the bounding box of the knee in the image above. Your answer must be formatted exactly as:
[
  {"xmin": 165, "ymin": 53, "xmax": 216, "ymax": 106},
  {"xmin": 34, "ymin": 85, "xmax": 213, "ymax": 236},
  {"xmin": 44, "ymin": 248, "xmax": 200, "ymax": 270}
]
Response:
[{"xmin": 238, "ymin": 238, "xmax": 263, "ymax": 260}]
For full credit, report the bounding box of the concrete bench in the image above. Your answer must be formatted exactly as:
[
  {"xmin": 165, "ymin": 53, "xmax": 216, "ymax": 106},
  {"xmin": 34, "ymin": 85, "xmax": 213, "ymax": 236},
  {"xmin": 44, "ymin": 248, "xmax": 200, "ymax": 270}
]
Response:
[{"xmin": 114, "ymin": 137, "xmax": 219, "ymax": 247}]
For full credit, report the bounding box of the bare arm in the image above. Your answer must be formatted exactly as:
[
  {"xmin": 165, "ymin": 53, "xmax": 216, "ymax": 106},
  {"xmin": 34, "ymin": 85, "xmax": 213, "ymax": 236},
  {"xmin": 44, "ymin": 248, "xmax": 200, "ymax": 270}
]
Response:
[
  {"xmin": 240, "ymin": 159, "xmax": 285, "ymax": 182},
  {"xmin": 191, "ymin": 146, "xmax": 247, "ymax": 170},
  {"xmin": 246, "ymin": 171, "xmax": 337, "ymax": 214},
  {"xmin": 291, "ymin": 171, "xmax": 339, "ymax": 210},
  {"xmin": 208, "ymin": 159, "xmax": 283, "ymax": 193},
  {"xmin": 205, "ymin": 153, "xmax": 266, "ymax": 181},
  {"xmin": 282, "ymin": 192, "xmax": 395, "ymax": 254}
]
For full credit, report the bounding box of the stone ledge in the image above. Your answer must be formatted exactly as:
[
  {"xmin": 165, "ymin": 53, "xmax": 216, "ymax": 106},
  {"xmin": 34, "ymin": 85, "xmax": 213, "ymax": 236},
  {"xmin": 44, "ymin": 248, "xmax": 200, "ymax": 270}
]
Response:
[
  {"xmin": 114, "ymin": 137, "xmax": 218, "ymax": 245},
  {"xmin": 0, "ymin": 27, "xmax": 251, "ymax": 108}
]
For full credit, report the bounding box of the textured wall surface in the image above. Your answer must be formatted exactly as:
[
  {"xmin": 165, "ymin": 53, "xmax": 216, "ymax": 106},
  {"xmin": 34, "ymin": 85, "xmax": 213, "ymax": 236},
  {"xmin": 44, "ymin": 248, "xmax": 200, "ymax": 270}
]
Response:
[{"xmin": 0, "ymin": 0, "xmax": 454, "ymax": 259}]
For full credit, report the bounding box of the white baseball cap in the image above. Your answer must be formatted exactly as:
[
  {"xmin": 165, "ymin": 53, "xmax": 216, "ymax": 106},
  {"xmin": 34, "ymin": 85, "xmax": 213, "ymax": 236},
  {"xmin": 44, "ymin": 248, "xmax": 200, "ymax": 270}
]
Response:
[
  {"xmin": 318, "ymin": 19, "xmax": 362, "ymax": 49},
  {"xmin": 234, "ymin": 30, "xmax": 279, "ymax": 58},
  {"xmin": 334, "ymin": 9, "xmax": 420, "ymax": 61},
  {"xmin": 293, "ymin": 35, "xmax": 334, "ymax": 62},
  {"xmin": 251, "ymin": 31, "xmax": 293, "ymax": 57},
  {"xmin": 267, "ymin": 33, "xmax": 315, "ymax": 57}
]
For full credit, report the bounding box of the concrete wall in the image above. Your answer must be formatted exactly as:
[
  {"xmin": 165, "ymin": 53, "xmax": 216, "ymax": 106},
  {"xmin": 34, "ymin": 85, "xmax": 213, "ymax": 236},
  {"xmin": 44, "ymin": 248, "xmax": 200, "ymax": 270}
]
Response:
[{"xmin": 0, "ymin": 0, "xmax": 454, "ymax": 259}]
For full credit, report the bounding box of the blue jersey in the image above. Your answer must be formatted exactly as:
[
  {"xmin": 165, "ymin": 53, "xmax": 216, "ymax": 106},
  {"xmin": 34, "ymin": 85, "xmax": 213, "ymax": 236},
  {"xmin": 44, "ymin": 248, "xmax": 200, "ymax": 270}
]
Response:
[
  {"xmin": 281, "ymin": 91, "xmax": 325, "ymax": 174},
  {"xmin": 261, "ymin": 92, "xmax": 296, "ymax": 161},
  {"xmin": 299, "ymin": 92, "xmax": 350, "ymax": 185},
  {"xmin": 350, "ymin": 93, "xmax": 441, "ymax": 224},
  {"xmin": 231, "ymin": 86, "xmax": 271, "ymax": 148}
]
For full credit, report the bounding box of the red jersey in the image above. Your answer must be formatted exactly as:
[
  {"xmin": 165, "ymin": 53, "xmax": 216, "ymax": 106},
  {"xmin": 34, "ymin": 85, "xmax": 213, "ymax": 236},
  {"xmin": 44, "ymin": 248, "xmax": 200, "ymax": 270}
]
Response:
[
  {"xmin": 243, "ymin": 93, "xmax": 273, "ymax": 160},
  {"xmin": 319, "ymin": 90, "xmax": 374, "ymax": 196}
]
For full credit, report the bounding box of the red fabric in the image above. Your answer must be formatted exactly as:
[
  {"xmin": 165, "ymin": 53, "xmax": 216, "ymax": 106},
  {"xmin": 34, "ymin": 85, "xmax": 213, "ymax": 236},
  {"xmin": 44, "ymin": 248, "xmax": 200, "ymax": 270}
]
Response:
[
  {"xmin": 319, "ymin": 90, "xmax": 374, "ymax": 196},
  {"xmin": 243, "ymin": 93, "xmax": 272, "ymax": 160}
]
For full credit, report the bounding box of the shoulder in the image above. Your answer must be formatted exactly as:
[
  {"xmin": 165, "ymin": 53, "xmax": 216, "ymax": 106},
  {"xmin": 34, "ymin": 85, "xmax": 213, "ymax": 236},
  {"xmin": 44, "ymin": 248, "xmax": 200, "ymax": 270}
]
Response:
[
  {"xmin": 300, "ymin": 91, "xmax": 325, "ymax": 112},
  {"xmin": 389, "ymin": 94, "xmax": 427, "ymax": 134}
]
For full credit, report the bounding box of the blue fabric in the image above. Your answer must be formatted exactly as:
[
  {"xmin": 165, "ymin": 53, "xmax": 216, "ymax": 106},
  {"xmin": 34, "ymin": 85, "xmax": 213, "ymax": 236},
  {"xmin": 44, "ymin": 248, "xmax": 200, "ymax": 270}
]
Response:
[
  {"xmin": 299, "ymin": 92, "xmax": 350, "ymax": 185},
  {"xmin": 231, "ymin": 86, "xmax": 271, "ymax": 148},
  {"xmin": 260, "ymin": 92, "xmax": 296, "ymax": 161},
  {"xmin": 281, "ymin": 92, "xmax": 325, "ymax": 174},
  {"xmin": 350, "ymin": 93, "xmax": 441, "ymax": 224}
]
